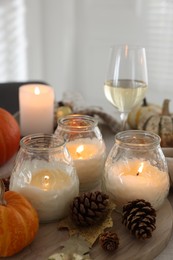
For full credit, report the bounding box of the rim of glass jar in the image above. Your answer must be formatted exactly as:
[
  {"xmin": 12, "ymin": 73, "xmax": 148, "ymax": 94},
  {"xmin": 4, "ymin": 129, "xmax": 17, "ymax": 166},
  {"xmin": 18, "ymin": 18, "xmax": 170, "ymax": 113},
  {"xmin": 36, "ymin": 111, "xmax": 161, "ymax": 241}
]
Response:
[
  {"xmin": 58, "ymin": 114, "xmax": 98, "ymax": 131},
  {"xmin": 115, "ymin": 130, "xmax": 161, "ymax": 149},
  {"xmin": 20, "ymin": 133, "xmax": 66, "ymax": 152},
  {"xmin": 110, "ymin": 44, "xmax": 146, "ymax": 51}
]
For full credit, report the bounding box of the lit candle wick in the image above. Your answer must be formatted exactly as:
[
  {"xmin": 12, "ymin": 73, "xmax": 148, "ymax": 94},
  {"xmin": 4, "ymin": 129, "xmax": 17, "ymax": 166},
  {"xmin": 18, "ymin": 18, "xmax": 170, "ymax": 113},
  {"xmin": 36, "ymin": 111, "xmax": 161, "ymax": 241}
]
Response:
[{"xmin": 76, "ymin": 151, "xmax": 81, "ymax": 158}]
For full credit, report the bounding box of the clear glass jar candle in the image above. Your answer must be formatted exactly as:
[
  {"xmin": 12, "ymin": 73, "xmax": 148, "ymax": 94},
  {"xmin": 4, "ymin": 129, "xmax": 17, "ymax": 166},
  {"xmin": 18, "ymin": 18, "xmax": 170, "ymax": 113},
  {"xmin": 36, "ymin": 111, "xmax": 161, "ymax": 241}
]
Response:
[
  {"xmin": 104, "ymin": 130, "xmax": 170, "ymax": 210},
  {"xmin": 10, "ymin": 134, "xmax": 79, "ymax": 223},
  {"xmin": 55, "ymin": 114, "xmax": 106, "ymax": 192}
]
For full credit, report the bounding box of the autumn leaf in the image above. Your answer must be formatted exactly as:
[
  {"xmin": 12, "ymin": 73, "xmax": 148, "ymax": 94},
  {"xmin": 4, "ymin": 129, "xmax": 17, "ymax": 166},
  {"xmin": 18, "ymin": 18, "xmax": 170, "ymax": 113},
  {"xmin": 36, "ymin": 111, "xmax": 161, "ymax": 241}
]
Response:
[{"xmin": 57, "ymin": 202, "xmax": 116, "ymax": 246}]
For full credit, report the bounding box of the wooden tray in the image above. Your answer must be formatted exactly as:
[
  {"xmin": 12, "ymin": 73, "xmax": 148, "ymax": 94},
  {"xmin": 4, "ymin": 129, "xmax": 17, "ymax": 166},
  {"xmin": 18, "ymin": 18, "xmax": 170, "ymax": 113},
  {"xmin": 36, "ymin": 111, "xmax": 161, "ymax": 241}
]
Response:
[
  {"xmin": 91, "ymin": 199, "xmax": 173, "ymax": 260},
  {"xmin": 1, "ymin": 122, "xmax": 173, "ymax": 259},
  {"xmin": 6, "ymin": 198, "xmax": 173, "ymax": 260}
]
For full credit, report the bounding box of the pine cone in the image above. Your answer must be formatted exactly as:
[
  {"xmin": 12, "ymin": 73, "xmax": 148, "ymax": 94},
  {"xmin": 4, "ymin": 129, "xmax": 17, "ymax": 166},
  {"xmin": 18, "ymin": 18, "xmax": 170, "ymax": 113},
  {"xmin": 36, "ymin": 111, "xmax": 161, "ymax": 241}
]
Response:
[
  {"xmin": 71, "ymin": 191, "xmax": 109, "ymax": 226},
  {"xmin": 99, "ymin": 231, "xmax": 119, "ymax": 252},
  {"xmin": 122, "ymin": 199, "xmax": 156, "ymax": 240}
]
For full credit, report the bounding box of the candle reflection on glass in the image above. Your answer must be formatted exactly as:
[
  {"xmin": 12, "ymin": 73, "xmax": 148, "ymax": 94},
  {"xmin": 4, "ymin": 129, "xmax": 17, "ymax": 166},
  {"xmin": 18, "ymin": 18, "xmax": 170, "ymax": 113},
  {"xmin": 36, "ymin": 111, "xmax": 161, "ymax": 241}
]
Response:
[{"xmin": 30, "ymin": 169, "xmax": 72, "ymax": 190}]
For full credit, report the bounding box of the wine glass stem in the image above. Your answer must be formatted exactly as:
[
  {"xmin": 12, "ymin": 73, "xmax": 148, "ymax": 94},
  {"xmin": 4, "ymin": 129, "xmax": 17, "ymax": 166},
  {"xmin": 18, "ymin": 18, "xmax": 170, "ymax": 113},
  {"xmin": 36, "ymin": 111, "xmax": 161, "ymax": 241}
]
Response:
[{"xmin": 120, "ymin": 112, "xmax": 128, "ymax": 131}]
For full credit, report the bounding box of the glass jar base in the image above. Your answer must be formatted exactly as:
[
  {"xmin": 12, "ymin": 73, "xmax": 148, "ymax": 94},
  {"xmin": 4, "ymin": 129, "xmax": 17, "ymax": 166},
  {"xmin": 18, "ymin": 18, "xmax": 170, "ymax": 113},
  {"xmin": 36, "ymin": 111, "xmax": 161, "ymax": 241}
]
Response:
[
  {"xmin": 79, "ymin": 180, "xmax": 101, "ymax": 193},
  {"xmin": 105, "ymin": 190, "xmax": 168, "ymax": 211}
]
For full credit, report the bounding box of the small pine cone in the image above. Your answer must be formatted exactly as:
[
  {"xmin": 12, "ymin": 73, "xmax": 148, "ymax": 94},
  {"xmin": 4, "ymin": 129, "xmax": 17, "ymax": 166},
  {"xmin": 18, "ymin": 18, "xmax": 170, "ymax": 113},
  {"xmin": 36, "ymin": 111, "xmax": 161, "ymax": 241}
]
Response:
[
  {"xmin": 71, "ymin": 191, "xmax": 109, "ymax": 226},
  {"xmin": 99, "ymin": 231, "xmax": 119, "ymax": 252},
  {"xmin": 122, "ymin": 199, "xmax": 156, "ymax": 240}
]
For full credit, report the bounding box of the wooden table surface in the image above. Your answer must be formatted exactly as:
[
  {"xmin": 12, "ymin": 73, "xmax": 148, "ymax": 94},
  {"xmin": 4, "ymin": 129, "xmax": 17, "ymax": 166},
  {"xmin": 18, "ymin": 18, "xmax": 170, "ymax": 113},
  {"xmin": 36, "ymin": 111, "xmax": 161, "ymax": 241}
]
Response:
[
  {"xmin": 1, "ymin": 197, "xmax": 172, "ymax": 260},
  {"xmin": 1, "ymin": 125, "xmax": 173, "ymax": 260}
]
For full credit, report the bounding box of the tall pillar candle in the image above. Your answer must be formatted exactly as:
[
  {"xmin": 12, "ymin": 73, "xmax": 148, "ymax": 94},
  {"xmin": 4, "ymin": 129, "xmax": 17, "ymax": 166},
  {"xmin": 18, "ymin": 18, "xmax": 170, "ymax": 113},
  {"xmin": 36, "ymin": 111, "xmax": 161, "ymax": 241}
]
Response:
[{"xmin": 19, "ymin": 84, "xmax": 55, "ymax": 136}]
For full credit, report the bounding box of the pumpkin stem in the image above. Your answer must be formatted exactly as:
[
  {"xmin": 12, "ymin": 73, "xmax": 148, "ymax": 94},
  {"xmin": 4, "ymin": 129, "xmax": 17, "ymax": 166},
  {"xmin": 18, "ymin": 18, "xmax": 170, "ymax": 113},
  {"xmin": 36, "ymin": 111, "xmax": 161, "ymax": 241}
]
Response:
[
  {"xmin": 142, "ymin": 98, "xmax": 148, "ymax": 107},
  {"xmin": 162, "ymin": 99, "xmax": 170, "ymax": 116},
  {"xmin": 0, "ymin": 179, "xmax": 7, "ymax": 206}
]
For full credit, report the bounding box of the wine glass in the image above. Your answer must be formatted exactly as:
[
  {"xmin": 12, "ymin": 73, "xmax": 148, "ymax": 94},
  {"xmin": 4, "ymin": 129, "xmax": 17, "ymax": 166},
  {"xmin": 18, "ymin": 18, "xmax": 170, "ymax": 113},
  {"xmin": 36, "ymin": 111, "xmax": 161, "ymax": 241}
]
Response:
[{"xmin": 104, "ymin": 44, "xmax": 148, "ymax": 130}]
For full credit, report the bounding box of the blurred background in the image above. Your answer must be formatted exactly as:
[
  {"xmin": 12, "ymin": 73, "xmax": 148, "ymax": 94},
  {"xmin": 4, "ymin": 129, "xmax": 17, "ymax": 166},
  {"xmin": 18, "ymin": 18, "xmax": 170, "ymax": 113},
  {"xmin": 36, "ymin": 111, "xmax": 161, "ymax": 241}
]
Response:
[{"xmin": 1, "ymin": 0, "xmax": 173, "ymax": 113}]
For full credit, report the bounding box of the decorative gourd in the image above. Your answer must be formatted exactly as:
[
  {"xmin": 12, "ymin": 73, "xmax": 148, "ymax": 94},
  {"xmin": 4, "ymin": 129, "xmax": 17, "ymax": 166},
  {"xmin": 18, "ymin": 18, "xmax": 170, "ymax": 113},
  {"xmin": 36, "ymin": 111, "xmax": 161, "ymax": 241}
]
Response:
[
  {"xmin": 0, "ymin": 180, "xmax": 39, "ymax": 257},
  {"xmin": 128, "ymin": 98, "xmax": 161, "ymax": 129},
  {"xmin": 0, "ymin": 108, "xmax": 20, "ymax": 166},
  {"xmin": 138, "ymin": 99, "xmax": 173, "ymax": 147}
]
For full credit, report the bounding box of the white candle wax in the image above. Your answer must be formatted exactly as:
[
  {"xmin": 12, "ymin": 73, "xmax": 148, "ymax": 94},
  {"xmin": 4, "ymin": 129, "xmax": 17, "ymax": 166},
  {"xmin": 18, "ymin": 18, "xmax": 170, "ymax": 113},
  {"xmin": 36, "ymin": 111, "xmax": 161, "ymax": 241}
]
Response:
[
  {"xmin": 66, "ymin": 137, "xmax": 106, "ymax": 191},
  {"xmin": 10, "ymin": 164, "xmax": 79, "ymax": 222},
  {"xmin": 19, "ymin": 84, "xmax": 55, "ymax": 136},
  {"xmin": 105, "ymin": 159, "xmax": 170, "ymax": 210}
]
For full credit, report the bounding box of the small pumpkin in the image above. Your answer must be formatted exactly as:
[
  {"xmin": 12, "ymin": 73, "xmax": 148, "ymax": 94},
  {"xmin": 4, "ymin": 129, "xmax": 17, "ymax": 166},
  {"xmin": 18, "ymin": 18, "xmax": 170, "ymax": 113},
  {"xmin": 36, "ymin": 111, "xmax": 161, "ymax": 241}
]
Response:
[
  {"xmin": 0, "ymin": 179, "xmax": 39, "ymax": 257},
  {"xmin": 128, "ymin": 98, "xmax": 161, "ymax": 129},
  {"xmin": 0, "ymin": 108, "xmax": 20, "ymax": 166},
  {"xmin": 138, "ymin": 99, "xmax": 173, "ymax": 147}
]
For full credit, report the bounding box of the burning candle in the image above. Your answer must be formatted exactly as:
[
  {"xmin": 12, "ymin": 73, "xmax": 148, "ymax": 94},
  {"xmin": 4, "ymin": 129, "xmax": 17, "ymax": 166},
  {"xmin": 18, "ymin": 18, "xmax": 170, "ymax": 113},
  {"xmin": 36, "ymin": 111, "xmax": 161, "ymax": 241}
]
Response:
[
  {"xmin": 10, "ymin": 164, "xmax": 79, "ymax": 223},
  {"xmin": 66, "ymin": 137, "xmax": 106, "ymax": 191},
  {"xmin": 19, "ymin": 84, "xmax": 55, "ymax": 136},
  {"xmin": 104, "ymin": 130, "xmax": 170, "ymax": 210},
  {"xmin": 9, "ymin": 134, "xmax": 79, "ymax": 223},
  {"xmin": 55, "ymin": 114, "xmax": 106, "ymax": 192},
  {"xmin": 105, "ymin": 159, "xmax": 169, "ymax": 210}
]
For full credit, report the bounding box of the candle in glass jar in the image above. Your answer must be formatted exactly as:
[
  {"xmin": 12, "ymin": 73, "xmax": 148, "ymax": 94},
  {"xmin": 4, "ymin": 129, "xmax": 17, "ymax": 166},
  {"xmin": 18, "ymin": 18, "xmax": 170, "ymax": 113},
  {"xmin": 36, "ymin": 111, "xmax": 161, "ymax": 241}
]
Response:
[
  {"xmin": 105, "ymin": 159, "xmax": 169, "ymax": 210},
  {"xmin": 66, "ymin": 137, "xmax": 106, "ymax": 191},
  {"xmin": 19, "ymin": 84, "xmax": 55, "ymax": 136},
  {"xmin": 10, "ymin": 167, "xmax": 79, "ymax": 222}
]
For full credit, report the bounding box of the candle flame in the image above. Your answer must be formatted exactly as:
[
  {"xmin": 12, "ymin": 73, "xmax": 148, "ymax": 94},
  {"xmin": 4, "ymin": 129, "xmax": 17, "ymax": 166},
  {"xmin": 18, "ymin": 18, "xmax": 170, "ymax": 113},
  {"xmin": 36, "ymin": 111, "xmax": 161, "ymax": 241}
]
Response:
[
  {"xmin": 138, "ymin": 163, "xmax": 144, "ymax": 173},
  {"xmin": 76, "ymin": 145, "xmax": 84, "ymax": 158},
  {"xmin": 137, "ymin": 163, "xmax": 144, "ymax": 176},
  {"xmin": 34, "ymin": 86, "xmax": 41, "ymax": 95}
]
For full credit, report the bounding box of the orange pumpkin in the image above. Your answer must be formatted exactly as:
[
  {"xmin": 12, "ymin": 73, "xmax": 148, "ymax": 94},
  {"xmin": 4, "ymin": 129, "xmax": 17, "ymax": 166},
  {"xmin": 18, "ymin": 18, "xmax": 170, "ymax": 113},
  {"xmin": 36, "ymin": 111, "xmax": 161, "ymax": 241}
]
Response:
[
  {"xmin": 0, "ymin": 180, "xmax": 39, "ymax": 257},
  {"xmin": 0, "ymin": 108, "xmax": 20, "ymax": 166}
]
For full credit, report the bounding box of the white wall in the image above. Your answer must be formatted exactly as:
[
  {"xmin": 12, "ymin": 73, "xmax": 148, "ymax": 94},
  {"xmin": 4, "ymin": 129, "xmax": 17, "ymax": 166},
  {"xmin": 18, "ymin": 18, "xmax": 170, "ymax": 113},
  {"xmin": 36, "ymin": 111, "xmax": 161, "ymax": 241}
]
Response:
[
  {"xmin": 26, "ymin": 0, "xmax": 77, "ymax": 101},
  {"xmin": 25, "ymin": 0, "xmax": 44, "ymax": 81},
  {"xmin": 0, "ymin": 0, "xmax": 27, "ymax": 81},
  {"xmin": 25, "ymin": 0, "xmax": 173, "ymax": 112}
]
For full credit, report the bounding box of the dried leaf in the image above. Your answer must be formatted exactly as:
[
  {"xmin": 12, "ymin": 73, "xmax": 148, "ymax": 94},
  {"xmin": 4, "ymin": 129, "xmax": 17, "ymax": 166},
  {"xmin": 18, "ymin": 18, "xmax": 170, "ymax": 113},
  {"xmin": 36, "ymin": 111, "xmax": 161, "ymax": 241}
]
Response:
[
  {"xmin": 57, "ymin": 202, "xmax": 116, "ymax": 246},
  {"xmin": 48, "ymin": 251, "xmax": 91, "ymax": 260},
  {"xmin": 48, "ymin": 236, "xmax": 91, "ymax": 259},
  {"xmin": 59, "ymin": 235, "xmax": 90, "ymax": 257}
]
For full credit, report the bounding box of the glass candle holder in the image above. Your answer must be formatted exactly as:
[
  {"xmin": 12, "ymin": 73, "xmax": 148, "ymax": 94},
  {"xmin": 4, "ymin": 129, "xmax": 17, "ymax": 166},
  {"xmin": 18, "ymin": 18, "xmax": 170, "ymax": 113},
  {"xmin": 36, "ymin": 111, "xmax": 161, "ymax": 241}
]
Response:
[
  {"xmin": 103, "ymin": 130, "xmax": 170, "ymax": 210},
  {"xmin": 10, "ymin": 134, "xmax": 79, "ymax": 223},
  {"xmin": 54, "ymin": 114, "xmax": 106, "ymax": 192}
]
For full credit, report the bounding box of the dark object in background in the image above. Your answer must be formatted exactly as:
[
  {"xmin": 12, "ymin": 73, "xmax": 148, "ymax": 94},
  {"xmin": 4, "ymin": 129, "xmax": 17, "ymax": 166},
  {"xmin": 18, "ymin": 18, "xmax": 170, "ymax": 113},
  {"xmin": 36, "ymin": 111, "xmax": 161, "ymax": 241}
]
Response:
[{"xmin": 0, "ymin": 81, "xmax": 48, "ymax": 114}]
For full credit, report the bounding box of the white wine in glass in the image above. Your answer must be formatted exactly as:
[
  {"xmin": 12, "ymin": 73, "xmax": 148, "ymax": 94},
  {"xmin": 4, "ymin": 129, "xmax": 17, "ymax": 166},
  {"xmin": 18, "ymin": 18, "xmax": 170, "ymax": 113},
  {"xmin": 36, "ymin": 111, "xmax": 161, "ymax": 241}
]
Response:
[{"xmin": 104, "ymin": 44, "xmax": 148, "ymax": 130}]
